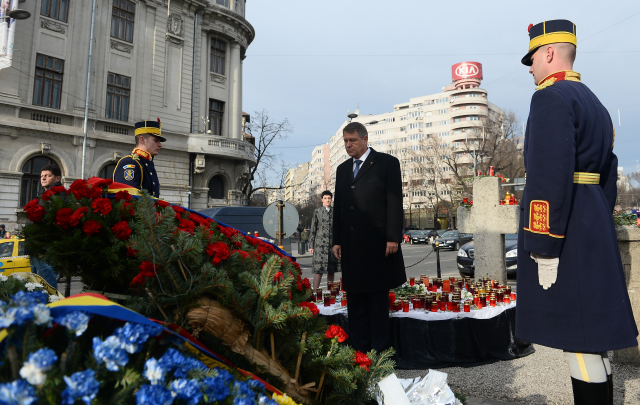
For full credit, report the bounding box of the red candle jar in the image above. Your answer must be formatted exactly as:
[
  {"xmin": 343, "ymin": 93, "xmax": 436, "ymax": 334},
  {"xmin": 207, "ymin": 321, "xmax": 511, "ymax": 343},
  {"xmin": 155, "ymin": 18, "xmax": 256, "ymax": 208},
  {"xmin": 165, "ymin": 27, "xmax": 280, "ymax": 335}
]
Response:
[
  {"xmin": 409, "ymin": 277, "xmax": 415, "ymax": 286},
  {"xmin": 500, "ymin": 201, "xmax": 505, "ymax": 205},
  {"xmin": 452, "ymin": 301, "xmax": 460, "ymax": 313},
  {"xmin": 423, "ymin": 277, "xmax": 429, "ymax": 287},
  {"xmin": 477, "ymin": 300, "xmax": 483, "ymax": 309},
  {"xmin": 341, "ymin": 295, "xmax": 347, "ymax": 307},
  {"xmin": 473, "ymin": 294, "xmax": 479, "ymax": 306},
  {"xmin": 436, "ymin": 278, "xmax": 443, "ymax": 288},
  {"xmin": 323, "ymin": 293, "xmax": 331, "ymax": 307},
  {"xmin": 330, "ymin": 289, "xmax": 337, "ymax": 297},
  {"xmin": 432, "ymin": 284, "xmax": 438, "ymax": 293},
  {"xmin": 504, "ymin": 295, "xmax": 511, "ymax": 304},
  {"xmin": 446, "ymin": 302, "xmax": 453, "ymax": 311},
  {"xmin": 477, "ymin": 171, "xmax": 482, "ymax": 176},
  {"xmin": 439, "ymin": 301, "xmax": 446, "ymax": 311},
  {"xmin": 488, "ymin": 166, "xmax": 495, "ymax": 176},
  {"xmin": 330, "ymin": 296, "xmax": 336, "ymax": 305},
  {"xmin": 511, "ymin": 292, "xmax": 516, "ymax": 301},
  {"xmin": 316, "ymin": 289, "xmax": 323, "ymax": 302},
  {"xmin": 464, "ymin": 302, "xmax": 471, "ymax": 312},
  {"xmin": 431, "ymin": 301, "xmax": 438, "ymax": 312},
  {"xmin": 490, "ymin": 294, "xmax": 496, "ymax": 307},
  {"xmin": 402, "ymin": 301, "xmax": 409, "ymax": 312},
  {"xmin": 463, "ymin": 197, "xmax": 468, "ymax": 203},
  {"xmin": 479, "ymin": 293, "xmax": 487, "ymax": 307},
  {"xmin": 492, "ymin": 280, "xmax": 499, "ymax": 288},
  {"xmin": 388, "ymin": 290, "xmax": 396, "ymax": 309}
]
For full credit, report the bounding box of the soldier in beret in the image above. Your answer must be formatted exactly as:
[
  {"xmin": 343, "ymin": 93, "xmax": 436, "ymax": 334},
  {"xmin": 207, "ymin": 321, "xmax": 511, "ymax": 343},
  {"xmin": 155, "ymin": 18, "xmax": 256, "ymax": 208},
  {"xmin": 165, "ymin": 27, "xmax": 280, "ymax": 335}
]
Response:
[
  {"xmin": 113, "ymin": 119, "xmax": 165, "ymax": 198},
  {"xmin": 516, "ymin": 19, "xmax": 637, "ymax": 404}
]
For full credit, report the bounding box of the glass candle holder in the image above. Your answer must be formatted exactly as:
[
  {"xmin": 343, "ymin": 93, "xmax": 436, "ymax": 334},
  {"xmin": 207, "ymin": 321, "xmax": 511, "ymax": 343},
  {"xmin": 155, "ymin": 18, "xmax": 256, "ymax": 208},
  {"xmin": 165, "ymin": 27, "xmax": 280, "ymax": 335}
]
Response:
[
  {"xmin": 409, "ymin": 277, "xmax": 415, "ymax": 286},
  {"xmin": 439, "ymin": 301, "xmax": 446, "ymax": 311},
  {"xmin": 316, "ymin": 289, "xmax": 323, "ymax": 302},
  {"xmin": 473, "ymin": 294, "xmax": 479, "ymax": 306},
  {"xmin": 388, "ymin": 290, "xmax": 396, "ymax": 309},
  {"xmin": 496, "ymin": 290, "xmax": 504, "ymax": 303},
  {"xmin": 477, "ymin": 299, "xmax": 483, "ymax": 309},
  {"xmin": 330, "ymin": 296, "xmax": 336, "ymax": 305},
  {"xmin": 446, "ymin": 301, "xmax": 453, "ymax": 311},
  {"xmin": 479, "ymin": 293, "xmax": 487, "ymax": 307},
  {"xmin": 341, "ymin": 296, "xmax": 347, "ymax": 307},
  {"xmin": 323, "ymin": 293, "xmax": 331, "ymax": 307},
  {"xmin": 452, "ymin": 301, "xmax": 460, "ymax": 313},
  {"xmin": 431, "ymin": 301, "xmax": 438, "ymax": 312},
  {"xmin": 436, "ymin": 278, "xmax": 443, "ymax": 288},
  {"xmin": 510, "ymin": 292, "xmax": 516, "ymax": 301},
  {"xmin": 490, "ymin": 294, "xmax": 496, "ymax": 307},
  {"xmin": 464, "ymin": 301, "xmax": 471, "ymax": 312},
  {"xmin": 402, "ymin": 300, "xmax": 410, "ymax": 312},
  {"xmin": 432, "ymin": 284, "xmax": 438, "ymax": 293},
  {"xmin": 504, "ymin": 295, "xmax": 511, "ymax": 304}
]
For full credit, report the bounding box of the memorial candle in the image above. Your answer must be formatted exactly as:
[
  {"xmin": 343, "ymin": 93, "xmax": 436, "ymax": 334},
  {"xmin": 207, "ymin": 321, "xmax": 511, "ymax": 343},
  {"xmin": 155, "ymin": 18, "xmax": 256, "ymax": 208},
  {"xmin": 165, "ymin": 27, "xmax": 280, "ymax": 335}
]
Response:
[
  {"xmin": 504, "ymin": 295, "xmax": 511, "ymax": 304},
  {"xmin": 316, "ymin": 288, "xmax": 323, "ymax": 302},
  {"xmin": 341, "ymin": 293, "xmax": 347, "ymax": 307},
  {"xmin": 439, "ymin": 300, "xmax": 446, "ymax": 311},
  {"xmin": 464, "ymin": 301, "xmax": 471, "ymax": 312},
  {"xmin": 388, "ymin": 290, "xmax": 396, "ymax": 309},
  {"xmin": 402, "ymin": 300, "xmax": 410, "ymax": 312},
  {"xmin": 323, "ymin": 292, "xmax": 331, "ymax": 307},
  {"xmin": 490, "ymin": 294, "xmax": 496, "ymax": 307},
  {"xmin": 409, "ymin": 277, "xmax": 415, "ymax": 286},
  {"xmin": 511, "ymin": 292, "xmax": 517, "ymax": 301},
  {"xmin": 431, "ymin": 301, "xmax": 438, "ymax": 312},
  {"xmin": 488, "ymin": 166, "xmax": 495, "ymax": 176}
]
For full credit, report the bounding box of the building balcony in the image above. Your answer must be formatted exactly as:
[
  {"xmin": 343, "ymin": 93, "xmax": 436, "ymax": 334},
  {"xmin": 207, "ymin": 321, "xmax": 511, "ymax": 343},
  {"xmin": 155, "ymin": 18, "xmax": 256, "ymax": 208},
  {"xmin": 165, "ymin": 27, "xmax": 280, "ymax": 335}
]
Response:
[
  {"xmin": 188, "ymin": 134, "xmax": 256, "ymax": 164},
  {"xmin": 449, "ymin": 108, "xmax": 488, "ymax": 120},
  {"xmin": 450, "ymin": 96, "xmax": 488, "ymax": 107},
  {"xmin": 450, "ymin": 121, "xmax": 486, "ymax": 131}
]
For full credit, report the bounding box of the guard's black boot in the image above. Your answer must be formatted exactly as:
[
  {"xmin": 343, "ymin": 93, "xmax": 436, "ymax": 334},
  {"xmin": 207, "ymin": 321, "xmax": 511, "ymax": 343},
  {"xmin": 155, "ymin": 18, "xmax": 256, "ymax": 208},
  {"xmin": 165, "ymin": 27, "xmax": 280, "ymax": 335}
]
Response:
[
  {"xmin": 607, "ymin": 374, "xmax": 613, "ymax": 405},
  {"xmin": 571, "ymin": 377, "xmax": 609, "ymax": 405}
]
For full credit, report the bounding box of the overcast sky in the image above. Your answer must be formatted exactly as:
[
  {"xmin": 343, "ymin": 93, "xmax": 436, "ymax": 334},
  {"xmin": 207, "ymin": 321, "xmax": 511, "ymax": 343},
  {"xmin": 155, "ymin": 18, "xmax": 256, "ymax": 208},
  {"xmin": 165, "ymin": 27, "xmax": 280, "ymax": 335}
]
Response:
[{"xmin": 243, "ymin": 0, "xmax": 640, "ymax": 181}]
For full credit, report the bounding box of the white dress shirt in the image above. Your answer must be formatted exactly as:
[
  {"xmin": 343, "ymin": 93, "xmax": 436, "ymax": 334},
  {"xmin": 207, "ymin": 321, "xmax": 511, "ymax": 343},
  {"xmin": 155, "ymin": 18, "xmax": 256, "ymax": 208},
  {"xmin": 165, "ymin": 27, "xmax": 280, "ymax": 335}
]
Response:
[{"xmin": 352, "ymin": 147, "xmax": 371, "ymax": 174}]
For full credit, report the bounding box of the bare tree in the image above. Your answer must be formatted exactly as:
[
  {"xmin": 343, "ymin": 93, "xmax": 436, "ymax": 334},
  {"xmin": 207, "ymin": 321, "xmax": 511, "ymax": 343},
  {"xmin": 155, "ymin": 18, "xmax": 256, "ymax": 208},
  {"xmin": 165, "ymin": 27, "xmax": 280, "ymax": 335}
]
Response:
[{"xmin": 240, "ymin": 109, "xmax": 292, "ymax": 199}]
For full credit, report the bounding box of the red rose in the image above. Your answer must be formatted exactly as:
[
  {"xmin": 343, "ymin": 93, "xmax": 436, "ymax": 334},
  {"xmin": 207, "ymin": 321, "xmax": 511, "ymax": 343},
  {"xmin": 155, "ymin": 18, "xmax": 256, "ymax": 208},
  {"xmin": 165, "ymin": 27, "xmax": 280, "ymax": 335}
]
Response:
[
  {"xmin": 296, "ymin": 282, "xmax": 303, "ymax": 291},
  {"xmin": 232, "ymin": 250, "xmax": 250, "ymax": 259},
  {"xmin": 112, "ymin": 221, "xmax": 132, "ymax": 240},
  {"xmin": 178, "ymin": 219, "xmax": 196, "ymax": 235},
  {"xmin": 56, "ymin": 207, "xmax": 86, "ymax": 229},
  {"xmin": 83, "ymin": 220, "xmax": 102, "ymax": 236},
  {"xmin": 156, "ymin": 200, "xmax": 171, "ymax": 208},
  {"xmin": 354, "ymin": 351, "xmax": 372, "ymax": 371},
  {"xmin": 40, "ymin": 189, "xmax": 54, "ymax": 201},
  {"xmin": 126, "ymin": 248, "xmax": 138, "ymax": 257},
  {"xmin": 257, "ymin": 245, "xmax": 270, "ymax": 255},
  {"xmin": 51, "ymin": 185, "xmax": 67, "ymax": 194},
  {"xmin": 205, "ymin": 241, "xmax": 230, "ymax": 266},
  {"xmin": 302, "ymin": 278, "xmax": 311, "ymax": 291},
  {"xmin": 92, "ymin": 178, "xmax": 113, "ymax": 188},
  {"xmin": 69, "ymin": 179, "xmax": 102, "ymax": 200},
  {"xmin": 232, "ymin": 241, "xmax": 242, "ymax": 248},
  {"xmin": 91, "ymin": 198, "xmax": 113, "ymax": 216},
  {"xmin": 130, "ymin": 261, "xmax": 157, "ymax": 287},
  {"xmin": 188, "ymin": 213, "xmax": 208, "ymax": 228},
  {"xmin": 273, "ymin": 271, "xmax": 283, "ymax": 282},
  {"xmin": 24, "ymin": 199, "xmax": 45, "ymax": 222},
  {"xmin": 325, "ymin": 325, "xmax": 349, "ymax": 343},
  {"xmin": 218, "ymin": 225, "xmax": 237, "ymax": 240},
  {"xmin": 114, "ymin": 190, "xmax": 132, "ymax": 202},
  {"xmin": 172, "ymin": 205, "xmax": 185, "ymax": 215},
  {"xmin": 245, "ymin": 236, "xmax": 260, "ymax": 246},
  {"xmin": 121, "ymin": 202, "xmax": 135, "ymax": 216},
  {"xmin": 298, "ymin": 301, "xmax": 319, "ymax": 316},
  {"xmin": 292, "ymin": 261, "xmax": 301, "ymax": 271}
]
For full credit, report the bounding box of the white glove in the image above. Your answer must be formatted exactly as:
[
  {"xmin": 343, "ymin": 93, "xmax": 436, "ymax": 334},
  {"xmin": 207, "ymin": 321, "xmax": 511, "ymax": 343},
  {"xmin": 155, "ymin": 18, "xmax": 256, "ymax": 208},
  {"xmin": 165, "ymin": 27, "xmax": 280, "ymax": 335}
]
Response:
[{"xmin": 530, "ymin": 253, "xmax": 559, "ymax": 290}]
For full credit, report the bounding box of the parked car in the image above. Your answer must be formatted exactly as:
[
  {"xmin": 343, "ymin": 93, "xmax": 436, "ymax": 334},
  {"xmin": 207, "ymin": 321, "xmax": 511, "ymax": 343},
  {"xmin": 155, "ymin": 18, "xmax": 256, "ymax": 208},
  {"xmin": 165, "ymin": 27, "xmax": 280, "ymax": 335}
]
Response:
[
  {"xmin": 407, "ymin": 230, "xmax": 430, "ymax": 244},
  {"xmin": 432, "ymin": 230, "xmax": 473, "ymax": 250},
  {"xmin": 457, "ymin": 233, "xmax": 518, "ymax": 279},
  {"xmin": 0, "ymin": 238, "xmax": 31, "ymax": 275}
]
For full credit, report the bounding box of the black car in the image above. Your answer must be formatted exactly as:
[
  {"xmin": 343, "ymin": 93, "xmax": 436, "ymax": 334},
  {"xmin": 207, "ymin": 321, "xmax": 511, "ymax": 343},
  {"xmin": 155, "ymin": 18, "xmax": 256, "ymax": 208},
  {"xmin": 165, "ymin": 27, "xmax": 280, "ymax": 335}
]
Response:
[
  {"xmin": 457, "ymin": 233, "xmax": 518, "ymax": 279},
  {"xmin": 407, "ymin": 230, "xmax": 429, "ymax": 244},
  {"xmin": 432, "ymin": 230, "xmax": 473, "ymax": 250}
]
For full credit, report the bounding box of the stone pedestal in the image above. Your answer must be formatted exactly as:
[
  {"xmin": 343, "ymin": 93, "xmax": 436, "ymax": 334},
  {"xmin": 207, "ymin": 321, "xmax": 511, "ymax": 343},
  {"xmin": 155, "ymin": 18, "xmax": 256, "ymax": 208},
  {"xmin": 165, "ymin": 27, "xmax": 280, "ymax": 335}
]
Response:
[
  {"xmin": 457, "ymin": 177, "xmax": 519, "ymax": 283},
  {"xmin": 613, "ymin": 225, "xmax": 640, "ymax": 364}
]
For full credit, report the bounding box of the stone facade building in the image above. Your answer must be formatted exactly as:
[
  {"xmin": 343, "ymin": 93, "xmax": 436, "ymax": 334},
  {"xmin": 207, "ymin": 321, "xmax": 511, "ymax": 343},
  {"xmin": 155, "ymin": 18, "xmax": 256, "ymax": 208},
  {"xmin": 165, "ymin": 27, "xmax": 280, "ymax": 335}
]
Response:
[{"xmin": 0, "ymin": 0, "xmax": 256, "ymax": 232}]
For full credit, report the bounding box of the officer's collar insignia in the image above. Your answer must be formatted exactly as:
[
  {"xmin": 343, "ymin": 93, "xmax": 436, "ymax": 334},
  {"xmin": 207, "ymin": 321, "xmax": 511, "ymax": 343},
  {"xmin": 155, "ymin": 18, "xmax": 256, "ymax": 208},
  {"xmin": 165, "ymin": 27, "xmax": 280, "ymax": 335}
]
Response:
[
  {"xmin": 132, "ymin": 148, "xmax": 151, "ymax": 161},
  {"xmin": 535, "ymin": 70, "xmax": 581, "ymax": 90}
]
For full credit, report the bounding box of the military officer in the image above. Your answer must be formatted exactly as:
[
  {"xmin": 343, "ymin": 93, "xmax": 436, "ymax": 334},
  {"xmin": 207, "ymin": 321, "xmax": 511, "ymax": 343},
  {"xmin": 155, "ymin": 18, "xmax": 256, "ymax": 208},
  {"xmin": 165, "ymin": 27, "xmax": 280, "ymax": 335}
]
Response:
[
  {"xmin": 113, "ymin": 119, "xmax": 164, "ymax": 197},
  {"xmin": 516, "ymin": 20, "xmax": 637, "ymax": 405}
]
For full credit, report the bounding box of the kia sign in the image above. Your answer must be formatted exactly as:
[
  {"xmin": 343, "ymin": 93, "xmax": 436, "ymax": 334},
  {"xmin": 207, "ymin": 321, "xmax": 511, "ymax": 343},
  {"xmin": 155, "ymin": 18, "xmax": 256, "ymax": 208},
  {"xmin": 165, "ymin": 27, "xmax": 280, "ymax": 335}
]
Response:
[{"xmin": 452, "ymin": 62, "xmax": 483, "ymax": 81}]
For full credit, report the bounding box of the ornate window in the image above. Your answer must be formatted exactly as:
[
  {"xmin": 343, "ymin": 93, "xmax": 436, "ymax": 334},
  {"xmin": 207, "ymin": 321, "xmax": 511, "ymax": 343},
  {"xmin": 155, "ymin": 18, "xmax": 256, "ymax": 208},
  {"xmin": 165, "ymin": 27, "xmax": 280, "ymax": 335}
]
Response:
[
  {"xmin": 20, "ymin": 156, "xmax": 57, "ymax": 207},
  {"xmin": 210, "ymin": 39, "xmax": 226, "ymax": 75},
  {"xmin": 33, "ymin": 54, "xmax": 64, "ymax": 109},
  {"xmin": 106, "ymin": 73, "xmax": 131, "ymax": 121},
  {"xmin": 111, "ymin": 0, "xmax": 135, "ymax": 43},
  {"xmin": 98, "ymin": 163, "xmax": 117, "ymax": 180},
  {"xmin": 41, "ymin": 0, "xmax": 69, "ymax": 22},
  {"xmin": 208, "ymin": 99, "xmax": 224, "ymax": 135},
  {"xmin": 208, "ymin": 176, "xmax": 224, "ymax": 199}
]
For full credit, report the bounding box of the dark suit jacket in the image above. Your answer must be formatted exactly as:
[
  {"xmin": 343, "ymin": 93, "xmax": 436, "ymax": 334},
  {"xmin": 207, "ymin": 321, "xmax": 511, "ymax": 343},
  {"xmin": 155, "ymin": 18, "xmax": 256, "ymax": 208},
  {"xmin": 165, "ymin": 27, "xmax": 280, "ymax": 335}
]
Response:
[{"xmin": 333, "ymin": 148, "xmax": 406, "ymax": 294}]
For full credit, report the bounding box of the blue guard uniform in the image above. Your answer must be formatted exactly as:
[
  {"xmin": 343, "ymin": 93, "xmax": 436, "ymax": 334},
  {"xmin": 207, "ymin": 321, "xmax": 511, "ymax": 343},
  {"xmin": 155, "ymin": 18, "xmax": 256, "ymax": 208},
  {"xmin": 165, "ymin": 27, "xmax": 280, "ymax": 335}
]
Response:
[{"xmin": 113, "ymin": 120, "xmax": 165, "ymax": 198}]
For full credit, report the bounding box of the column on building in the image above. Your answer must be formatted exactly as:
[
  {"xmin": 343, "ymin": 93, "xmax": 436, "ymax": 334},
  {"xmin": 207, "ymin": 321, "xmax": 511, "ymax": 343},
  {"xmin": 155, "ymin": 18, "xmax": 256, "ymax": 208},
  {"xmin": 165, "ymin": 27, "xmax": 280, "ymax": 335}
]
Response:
[{"xmin": 229, "ymin": 41, "xmax": 242, "ymax": 140}]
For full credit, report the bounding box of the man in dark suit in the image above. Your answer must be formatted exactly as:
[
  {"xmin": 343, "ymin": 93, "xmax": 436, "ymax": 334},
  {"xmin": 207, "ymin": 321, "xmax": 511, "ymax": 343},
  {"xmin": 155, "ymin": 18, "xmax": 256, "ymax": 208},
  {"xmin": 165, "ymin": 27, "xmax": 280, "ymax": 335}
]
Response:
[{"xmin": 332, "ymin": 122, "xmax": 406, "ymax": 353}]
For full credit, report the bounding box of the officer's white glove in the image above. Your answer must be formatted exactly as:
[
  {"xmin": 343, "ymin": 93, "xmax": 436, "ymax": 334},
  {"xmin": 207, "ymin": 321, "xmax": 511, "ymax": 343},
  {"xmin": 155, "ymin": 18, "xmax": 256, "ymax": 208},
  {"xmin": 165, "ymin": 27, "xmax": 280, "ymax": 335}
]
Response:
[{"xmin": 530, "ymin": 253, "xmax": 559, "ymax": 290}]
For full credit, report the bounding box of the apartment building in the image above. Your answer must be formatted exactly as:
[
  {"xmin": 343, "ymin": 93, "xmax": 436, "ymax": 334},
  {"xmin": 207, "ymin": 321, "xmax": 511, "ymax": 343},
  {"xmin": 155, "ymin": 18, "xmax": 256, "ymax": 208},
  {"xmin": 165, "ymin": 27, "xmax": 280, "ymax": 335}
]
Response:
[
  {"xmin": 284, "ymin": 162, "xmax": 309, "ymax": 205},
  {"xmin": 0, "ymin": 0, "xmax": 255, "ymax": 232}
]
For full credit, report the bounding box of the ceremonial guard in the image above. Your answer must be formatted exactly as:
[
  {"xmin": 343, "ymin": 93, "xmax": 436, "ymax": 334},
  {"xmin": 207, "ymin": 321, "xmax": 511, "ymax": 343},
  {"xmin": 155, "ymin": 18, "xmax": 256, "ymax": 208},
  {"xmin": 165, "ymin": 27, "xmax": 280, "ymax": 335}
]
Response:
[
  {"xmin": 113, "ymin": 119, "xmax": 165, "ymax": 198},
  {"xmin": 516, "ymin": 20, "xmax": 637, "ymax": 404}
]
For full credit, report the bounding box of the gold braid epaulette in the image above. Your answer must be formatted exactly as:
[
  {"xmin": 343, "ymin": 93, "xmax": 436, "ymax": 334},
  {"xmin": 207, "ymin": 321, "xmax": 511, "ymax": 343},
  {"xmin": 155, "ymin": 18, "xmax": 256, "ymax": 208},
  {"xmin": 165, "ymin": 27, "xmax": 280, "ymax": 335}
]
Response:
[{"xmin": 131, "ymin": 154, "xmax": 139, "ymax": 161}]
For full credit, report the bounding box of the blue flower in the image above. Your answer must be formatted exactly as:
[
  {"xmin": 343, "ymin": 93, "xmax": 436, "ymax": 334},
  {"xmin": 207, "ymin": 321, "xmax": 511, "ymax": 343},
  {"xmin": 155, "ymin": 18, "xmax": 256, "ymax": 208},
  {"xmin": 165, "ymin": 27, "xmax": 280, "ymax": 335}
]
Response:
[
  {"xmin": 233, "ymin": 381, "xmax": 256, "ymax": 398},
  {"xmin": 158, "ymin": 348, "xmax": 207, "ymax": 378},
  {"xmin": 135, "ymin": 384, "xmax": 174, "ymax": 405},
  {"xmin": 234, "ymin": 398, "xmax": 257, "ymax": 405},
  {"xmin": 143, "ymin": 358, "xmax": 166, "ymax": 385},
  {"xmin": 115, "ymin": 322, "xmax": 163, "ymax": 354},
  {"xmin": 169, "ymin": 378, "xmax": 202, "ymax": 405},
  {"xmin": 214, "ymin": 368, "xmax": 234, "ymax": 385},
  {"xmin": 19, "ymin": 348, "xmax": 58, "ymax": 386},
  {"xmin": 10, "ymin": 291, "xmax": 48, "ymax": 307},
  {"xmin": 57, "ymin": 311, "xmax": 91, "ymax": 337},
  {"xmin": 258, "ymin": 395, "xmax": 279, "ymax": 405},
  {"xmin": 202, "ymin": 376, "xmax": 231, "ymax": 402},
  {"xmin": 32, "ymin": 304, "xmax": 51, "ymax": 326},
  {"xmin": 62, "ymin": 369, "xmax": 100, "ymax": 405},
  {"xmin": 92, "ymin": 336, "xmax": 129, "ymax": 372},
  {"xmin": 0, "ymin": 379, "xmax": 37, "ymax": 405},
  {"xmin": 247, "ymin": 379, "xmax": 264, "ymax": 391}
]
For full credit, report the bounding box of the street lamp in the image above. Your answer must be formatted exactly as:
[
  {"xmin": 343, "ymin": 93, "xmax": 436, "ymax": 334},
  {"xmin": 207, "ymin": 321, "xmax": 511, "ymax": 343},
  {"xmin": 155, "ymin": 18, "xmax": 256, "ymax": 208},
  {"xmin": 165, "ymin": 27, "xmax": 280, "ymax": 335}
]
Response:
[{"xmin": 2, "ymin": 9, "xmax": 31, "ymax": 20}]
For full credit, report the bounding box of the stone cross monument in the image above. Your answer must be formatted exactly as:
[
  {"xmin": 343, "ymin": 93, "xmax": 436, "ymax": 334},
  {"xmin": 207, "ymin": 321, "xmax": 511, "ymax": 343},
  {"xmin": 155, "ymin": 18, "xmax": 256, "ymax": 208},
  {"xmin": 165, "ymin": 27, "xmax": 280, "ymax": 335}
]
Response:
[{"xmin": 457, "ymin": 177, "xmax": 519, "ymax": 283}]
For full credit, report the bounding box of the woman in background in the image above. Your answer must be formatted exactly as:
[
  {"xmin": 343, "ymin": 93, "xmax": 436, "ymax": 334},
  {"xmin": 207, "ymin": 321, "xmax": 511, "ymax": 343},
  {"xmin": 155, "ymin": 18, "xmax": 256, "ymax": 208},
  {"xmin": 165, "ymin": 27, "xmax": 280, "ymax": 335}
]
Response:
[{"xmin": 309, "ymin": 190, "xmax": 341, "ymax": 290}]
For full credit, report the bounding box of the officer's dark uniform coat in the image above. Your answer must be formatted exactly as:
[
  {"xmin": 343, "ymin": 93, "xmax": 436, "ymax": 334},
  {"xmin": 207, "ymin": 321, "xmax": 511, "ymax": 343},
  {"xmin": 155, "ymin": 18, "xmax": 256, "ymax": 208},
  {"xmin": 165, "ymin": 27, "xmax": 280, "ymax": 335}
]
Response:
[
  {"xmin": 333, "ymin": 148, "xmax": 406, "ymax": 294},
  {"xmin": 113, "ymin": 148, "xmax": 161, "ymax": 198},
  {"xmin": 516, "ymin": 71, "xmax": 638, "ymax": 352}
]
